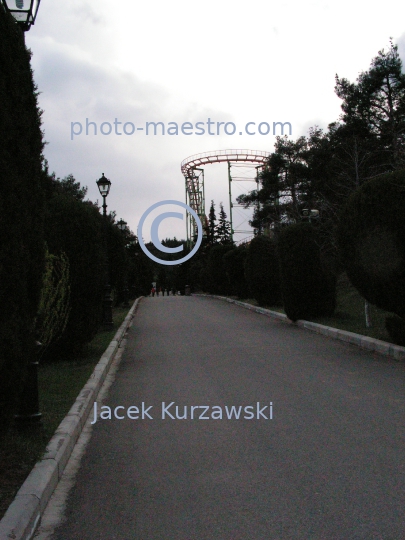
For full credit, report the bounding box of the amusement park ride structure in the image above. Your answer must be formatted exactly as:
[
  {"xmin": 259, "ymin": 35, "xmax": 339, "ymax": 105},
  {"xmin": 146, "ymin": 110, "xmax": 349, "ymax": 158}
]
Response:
[{"xmin": 181, "ymin": 149, "xmax": 269, "ymax": 245}]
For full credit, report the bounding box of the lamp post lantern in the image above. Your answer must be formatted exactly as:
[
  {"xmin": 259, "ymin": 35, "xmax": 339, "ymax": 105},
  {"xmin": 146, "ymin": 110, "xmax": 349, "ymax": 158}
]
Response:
[
  {"xmin": 97, "ymin": 173, "xmax": 113, "ymax": 327},
  {"xmin": 96, "ymin": 173, "xmax": 111, "ymax": 217},
  {"xmin": 117, "ymin": 218, "xmax": 127, "ymax": 232},
  {"xmin": 1, "ymin": 0, "xmax": 41, "ymax": 32}
]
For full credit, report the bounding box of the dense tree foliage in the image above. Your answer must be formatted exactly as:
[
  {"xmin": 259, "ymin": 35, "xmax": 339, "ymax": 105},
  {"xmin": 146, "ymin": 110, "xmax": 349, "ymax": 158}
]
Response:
[
  {"xmin": 35, "ymin": 247, "xmax": 71, "ymax": 359},
  {"xmin": 0, "ymin": 5, "xmax": 45, "ymax": 428},
  {"xmin": 245, "ymin": 236, "xmax": 281, "ymax": 306},
  {"xmin": 146, "ymin": 238, "xmax": 191, "ymax": 294},
  {"xmin": 42, "ymin": 187, "xmax": 105, "ymax": 359},
  {"xmin": 41, "ymin": 171, "xmax": 137, "ymax": 360},
  {"xmin": 278, "ymin": 223, "xmax": 337, "ymax": 321},
  {"xmin": 204, "ymin": 244, "xmax": 234, "ymax": 295},
  {"xmin": 237, "ymin": 42, "xmax": 405, "ymax": 239},
  {"xmin": 338, "ymin": 169, "xmax": 405, "ymax": 319},
  {"xmin": 335, "ymin": 39, "xmax": 405, "ymax": 172},
  {"xmin": 223, "ymin": 245, "xmax": 249, "ymax": 298},
  {"xmin": 225, "ymin": 41, "xmax": 405, "ymax": 328}
]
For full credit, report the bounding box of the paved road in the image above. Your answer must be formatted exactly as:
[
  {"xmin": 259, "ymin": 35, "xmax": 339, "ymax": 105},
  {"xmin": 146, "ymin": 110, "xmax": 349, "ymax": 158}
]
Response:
[{"xmin": 50, "ymin": 296, "xmax": 405, "ymax": 539}]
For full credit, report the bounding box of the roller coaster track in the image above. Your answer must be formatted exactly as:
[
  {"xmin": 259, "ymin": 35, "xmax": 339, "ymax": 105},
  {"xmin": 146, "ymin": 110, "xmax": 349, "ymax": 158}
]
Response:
[
  {"xmin": 181, "ymin": 150, "xmax": 269, "ymax": 243},
  {"xmin": 181, "ymin": 149, "xmax": 268, "ymax": 177}
]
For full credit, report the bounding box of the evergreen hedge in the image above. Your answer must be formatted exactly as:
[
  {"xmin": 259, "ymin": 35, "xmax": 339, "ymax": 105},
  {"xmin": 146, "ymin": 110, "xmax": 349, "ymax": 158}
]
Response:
[
  {"xmin": 43, "ymin": 193, "xmax": 105, "ymax": 359},
  {"xmin": 107, "ymin": 222, "xmax": 127, "ymax": 304},
  {"xmin": 245, "ymin": 236, "xmax": 281, "ymax": 306},
  {"xmin": 205, "ymin": 244, "xmax": 234, "ymax": 295},
  {"xmin": 0, "ymin": 6, "xmax": 45, "ymax": 428},
  {"xmin": 128, "ymin": 250, "xmax": 153, "ymax": 297},
  {"xmin": 338, "ymin": 169, "xmax": 405, "ymax": 318},
  {"xmin": 223, "ymin": 245, "xmax": 249, "ymax": 298},
  {"xmin": 338, "ymin": 170, "xmax": 405, "ymax": 343},
  {"xmin": 278, "ymin": 223, "xmax": 336, "ymax": 321}
]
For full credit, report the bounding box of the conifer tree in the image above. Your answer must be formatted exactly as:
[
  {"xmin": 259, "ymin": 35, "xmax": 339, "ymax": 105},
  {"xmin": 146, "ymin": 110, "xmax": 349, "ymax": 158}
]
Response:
[
  {"xmin": 207, "ymin": 200, "xmax": 217, "ymax": 245},
  {"xmin": 215, "ymin": 203, "xmax": 232, "ymax": 245}
]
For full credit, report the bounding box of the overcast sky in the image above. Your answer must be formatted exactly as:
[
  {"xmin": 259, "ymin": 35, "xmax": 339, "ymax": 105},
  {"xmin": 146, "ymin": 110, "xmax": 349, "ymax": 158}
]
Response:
[{"xmin": 25, "ymin": 0, "xmax": 405, "ymax": 243}]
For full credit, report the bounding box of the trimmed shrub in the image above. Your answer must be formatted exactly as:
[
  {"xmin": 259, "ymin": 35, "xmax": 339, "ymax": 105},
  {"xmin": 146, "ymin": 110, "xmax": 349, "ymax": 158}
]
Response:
[
  {"xmin": 35, "ymin": 247, "xmax": 71, "ymax": 359},
  {"xmin": 338, "ymin": 169, "xmax": 405, "ymax": 318},
  {"xmin": 223, "ymin": 245, "xmax": 249, "ymax": 298},
  {"xmin": 0, "ymin": 6, "xmax": 45, "ymax": 428},
  {"xmin": 245, "ymin": 236, "xmax": 281, "ymax": 306},
  {"xmin": 278, "ymin": 223, "xmax": 337, "ymax": 321},
  {"xmin": 205, "ymin": 244, "xmax": 234, "ymax": 295},
  {"xmin": 107, "ymin": 222, "xmax": 127, "ymax": 304},
  {"xmin": 385, "ymin": 315, "xmax": 405, "ymax": 346},
  {"xmin": 43, "ymin": 193, "xmax": 105, "ymax": 360},
  {"xmin": 128, "ymin": 250, "xmax": 153, "ymax": 297}
]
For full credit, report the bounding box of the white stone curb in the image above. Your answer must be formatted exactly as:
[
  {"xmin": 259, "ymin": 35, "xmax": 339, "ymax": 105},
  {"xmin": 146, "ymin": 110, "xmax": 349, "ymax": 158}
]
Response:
[
  {"xmin": 195, "ymin": 294, "xmax": 405, "ymax": 361},
  {"xmin": 0, "ymin": 297, "xmax": 143, "ymax": 540}
]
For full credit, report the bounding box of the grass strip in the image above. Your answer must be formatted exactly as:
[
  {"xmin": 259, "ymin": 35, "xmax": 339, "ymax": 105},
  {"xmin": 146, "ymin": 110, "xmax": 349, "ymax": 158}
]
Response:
[
  {"xmin": 240, "ymin": 273, "xmax": 392, "ymax": 343},
  {"xmin": 0, "ymin": 306, "xmax": 129, "ymax": 520}
]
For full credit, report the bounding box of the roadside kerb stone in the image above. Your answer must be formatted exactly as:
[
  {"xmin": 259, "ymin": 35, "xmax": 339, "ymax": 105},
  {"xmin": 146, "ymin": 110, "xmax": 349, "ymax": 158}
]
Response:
[
  {"xmin": 372, "ymin": 339, "xmax": 390, "ymax": 355},
  {"xmin": 0, "ymin": 297, "xmax": 142, "ymax": 540},
  {"xmin": 42, "ymin": 415, "xmax": 82, "ymax": 478},
  {"xmin": 335, "ymin": 329, "xmax": 362, "ymax": 346},
  {"xmin": 17, "ymin": 460, "xmax": 59, "ymax": 515},
  {"xmin": 0, "ymin": 495, "xmax": 40, "ymax": 540},
  {"xmin": 195, "ymin": 294, "xmax": 405, "ymax": 361},
  {"xmin": 391, "ymin": 345, "xmax": 405, "ymax": 360},
  {"xmin": 323, "ymin": 327, "xmax": 339, "ymax": 339}
]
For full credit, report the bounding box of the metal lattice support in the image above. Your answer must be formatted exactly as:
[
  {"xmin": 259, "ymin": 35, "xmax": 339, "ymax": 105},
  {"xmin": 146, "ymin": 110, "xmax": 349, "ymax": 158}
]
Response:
[
  {"xmin": 228, "ymin": 162, "xmax": 265, "ymax": 243},
  {"xmin": 182, "ymin": 150, "xmax": 268, "ymax": 245},
  {"xmin": 185, "ymin": 168, "xmax": 205, "ymax": 246}
]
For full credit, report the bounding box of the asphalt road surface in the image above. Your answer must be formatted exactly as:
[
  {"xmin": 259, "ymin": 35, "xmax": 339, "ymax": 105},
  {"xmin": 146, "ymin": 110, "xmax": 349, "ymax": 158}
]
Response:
[{"xmin": 51, "ymin": 296, "xmax": 405, "ymax": 539}]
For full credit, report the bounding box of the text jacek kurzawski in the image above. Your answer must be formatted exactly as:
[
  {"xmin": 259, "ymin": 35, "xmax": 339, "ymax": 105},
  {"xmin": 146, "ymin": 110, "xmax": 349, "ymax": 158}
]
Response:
[{"xmin": 91, "ymin": 402, "xmax": 273, "ymax": 424}]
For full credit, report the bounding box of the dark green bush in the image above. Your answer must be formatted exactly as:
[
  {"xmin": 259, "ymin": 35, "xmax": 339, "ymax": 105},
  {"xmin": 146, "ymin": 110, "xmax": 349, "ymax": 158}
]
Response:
[
  {"xmin": 385, "ymin": 315, "xmax": 405, "ymax": 346},
  {"xmin": 223, "ymin": 245, "xmax": 249, "ymax": 298},
  {"xmin": 338, "ymin": 169, "xmax": 405, "ymax": 318},
  {"xmin": 35, "ymin": 247, "xmax": 71, "ymax": 359},
  {"xmin": 205, "ymin": 244, "xmax": 234, "ymax": 295},
  {"xmin": 278, "ymin": 223, "xmax": 337, "ymax": 321},
  {"xmin": 107, "ymin": 223, "xmax": 127, "ymax": 304},
  {"xmin": 128, "ymin": 250, "xmax": 153, "ymax": 297},
  {"xmin": 245, "ymin": 236, "xmax": 281, "ymax": 306},
  {"xmin": 43, "ymin": 193, "xmax": 105, "ymax": 360},
  {"xmin": 0, "ymin": 6, "xmax": 45, "ymax": 428}
]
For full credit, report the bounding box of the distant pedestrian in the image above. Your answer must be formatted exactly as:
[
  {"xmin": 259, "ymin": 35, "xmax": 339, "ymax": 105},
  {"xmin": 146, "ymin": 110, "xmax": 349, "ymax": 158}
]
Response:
[
  {"xmin": 165, "ymin": 289, "xmax": 168, "ymax": 296},
  {"xmin": 151, "ymin": 287, "xmax": 155, "ymax": 297},
  {"xmin": 158, "ymin": 287, "xmax": 162, "ymax": 296}
]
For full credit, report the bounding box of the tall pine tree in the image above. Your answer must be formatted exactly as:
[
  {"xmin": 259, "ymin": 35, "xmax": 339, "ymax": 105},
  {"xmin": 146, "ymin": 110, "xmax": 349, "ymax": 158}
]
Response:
[
  {"xmin": 215, "ymin": 203, "xmax": 232, "ymax": 245},
  {"xmin": 335, "ymin": 39, "xmax": 405, "ymax": 172},
  {"xmin": 206, "ymin": 200, "xmax": 217, "ymax": 245}
]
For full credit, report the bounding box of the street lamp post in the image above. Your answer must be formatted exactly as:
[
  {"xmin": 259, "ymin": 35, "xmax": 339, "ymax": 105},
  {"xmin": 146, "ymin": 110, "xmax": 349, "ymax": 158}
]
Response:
[
  {"xmin": 96, "ymin": 173, "xmax": 113, "ymax": 327},
  {"xmin": 117, "ymin": 218, "xmax": 130, "ymax": 308},
  {"xmin": 1, "ymin": 0, "xmax": 41, "ymax": 32}
]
